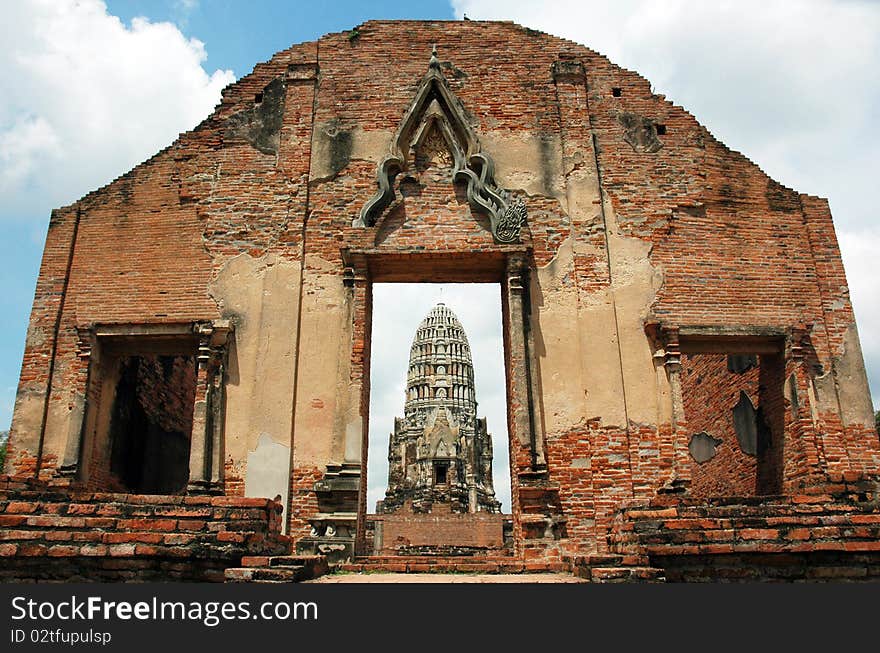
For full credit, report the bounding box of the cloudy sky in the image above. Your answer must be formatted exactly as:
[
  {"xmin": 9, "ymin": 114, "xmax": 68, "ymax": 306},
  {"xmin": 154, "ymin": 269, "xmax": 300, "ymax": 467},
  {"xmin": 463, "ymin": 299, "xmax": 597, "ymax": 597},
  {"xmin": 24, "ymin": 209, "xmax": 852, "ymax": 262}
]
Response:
[{"xmin": 1, "ymin": 1, "xmax": 876, "ymax": 450}]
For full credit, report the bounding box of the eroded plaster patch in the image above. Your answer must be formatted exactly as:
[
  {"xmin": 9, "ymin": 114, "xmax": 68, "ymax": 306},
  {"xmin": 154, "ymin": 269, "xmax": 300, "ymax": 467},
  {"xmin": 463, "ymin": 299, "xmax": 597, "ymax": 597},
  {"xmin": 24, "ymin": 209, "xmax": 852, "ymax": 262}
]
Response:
[
  {"xmin": 834, "ymin": 323, "xmax": 875, "ymax": 427},
  {"xmin": 245, "ymin": 432, "xmax": 291, "ymax": 531},
  {"xmin": 209, "ymin": 253, "xmax": 300, "ymax": 483}
]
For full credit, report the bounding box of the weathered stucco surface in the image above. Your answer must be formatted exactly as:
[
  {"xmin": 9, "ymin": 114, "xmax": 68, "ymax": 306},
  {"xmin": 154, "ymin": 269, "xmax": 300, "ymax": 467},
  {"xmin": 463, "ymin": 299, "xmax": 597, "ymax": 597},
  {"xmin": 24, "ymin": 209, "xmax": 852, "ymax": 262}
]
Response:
[
  {"xmin": 311, "ymin": 124, "xmax": 392, "ymax": 181},
  {"xmin": 245, "ymin": 433, "xmax": 291, "ymax": 528},
  {"xmin": 6, "ymin": 391, "xmax": 43, "ymax": 472},
  {"xmin": 534, "ymin": 238, "xmax": 590, "ymax": 433},
  {"xmin": 606, "ymin": 228, "xmax": 664, "ymax": 427},
  {"xmin": 210, "ymin": 253, "xmax": 300, "ymax": 503},
  {"xmin": 290, "ymin": 257, "xmax": 357, "ymax": 468},
  {"xmin": 834, "ymin": 324, "xmax": 875, "ymax": 428},
  {"xmin": 483, "ymin": 132, "xmax": 566, "ymax": 206}
]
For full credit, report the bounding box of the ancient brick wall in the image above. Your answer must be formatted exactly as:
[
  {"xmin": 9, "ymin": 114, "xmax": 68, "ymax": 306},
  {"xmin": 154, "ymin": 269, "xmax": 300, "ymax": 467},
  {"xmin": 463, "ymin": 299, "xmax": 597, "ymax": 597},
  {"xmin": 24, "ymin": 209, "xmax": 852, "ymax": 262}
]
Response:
[
  {"xmin": 681, "ymin": 354, "xmax": 760, "ymax": 497},
  {"xmin": 6, "ymin": 20, "xmax": 878, "ymax": 567},
  {"xmin": 370, "ymin": 511, "xmax": 505, "ymax": 554},
  {"xmin": 0, "ymin": 476, "xmax": 288, "ymax": 581},
  {"xmin": 609, "ymin": 477, "xmax": 880, "ymax": 581}
]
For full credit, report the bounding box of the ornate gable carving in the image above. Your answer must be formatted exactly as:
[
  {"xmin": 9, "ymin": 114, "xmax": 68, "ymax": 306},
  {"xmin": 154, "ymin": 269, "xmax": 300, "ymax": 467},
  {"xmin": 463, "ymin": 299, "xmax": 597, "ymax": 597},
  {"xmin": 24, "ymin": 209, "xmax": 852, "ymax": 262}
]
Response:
[{"xmin": 355, "ymin": 46, "xmax": 527, "ymax": 244}]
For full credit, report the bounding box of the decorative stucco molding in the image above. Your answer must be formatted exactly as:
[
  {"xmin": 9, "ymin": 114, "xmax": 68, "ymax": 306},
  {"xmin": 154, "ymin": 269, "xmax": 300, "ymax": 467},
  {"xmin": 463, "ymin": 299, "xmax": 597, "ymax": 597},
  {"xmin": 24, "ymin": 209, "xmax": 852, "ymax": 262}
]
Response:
[{"xmin": 355, "ymin": 46, "xmax": 527, "ymax": 244}]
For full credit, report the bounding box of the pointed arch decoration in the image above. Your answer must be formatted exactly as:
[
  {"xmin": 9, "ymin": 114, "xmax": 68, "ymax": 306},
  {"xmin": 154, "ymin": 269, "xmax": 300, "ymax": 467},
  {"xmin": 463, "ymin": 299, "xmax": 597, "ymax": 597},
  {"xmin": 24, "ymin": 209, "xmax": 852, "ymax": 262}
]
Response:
[{"xmin": 355, "ymin": 46, "xmax": 527, "ymax": 244}]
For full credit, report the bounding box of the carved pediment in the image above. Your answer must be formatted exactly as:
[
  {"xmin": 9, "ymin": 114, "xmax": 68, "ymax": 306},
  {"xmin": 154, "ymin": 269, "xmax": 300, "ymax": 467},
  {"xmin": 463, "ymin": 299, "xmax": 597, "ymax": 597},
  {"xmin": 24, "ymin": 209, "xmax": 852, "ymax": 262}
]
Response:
[
  {"xmin": 355, "ymin": 46, "xmax": 526, "ymax": 244},
  {"xmin": 427, "ymin": 409, "xmax": 458, "ymax": 459}
]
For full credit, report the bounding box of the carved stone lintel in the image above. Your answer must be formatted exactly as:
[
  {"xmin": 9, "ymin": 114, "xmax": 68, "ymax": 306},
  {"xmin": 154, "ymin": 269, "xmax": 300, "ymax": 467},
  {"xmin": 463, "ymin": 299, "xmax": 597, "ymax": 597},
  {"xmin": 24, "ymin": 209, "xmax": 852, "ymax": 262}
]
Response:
[{"xmin": 355, "ymin": 46, "xmax": 527, "ymax": 244}]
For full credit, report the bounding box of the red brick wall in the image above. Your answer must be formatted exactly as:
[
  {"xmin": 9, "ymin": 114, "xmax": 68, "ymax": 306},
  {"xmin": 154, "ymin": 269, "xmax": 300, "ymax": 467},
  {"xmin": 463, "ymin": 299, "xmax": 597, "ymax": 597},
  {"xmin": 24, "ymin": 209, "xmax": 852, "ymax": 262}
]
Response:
[
  {"xmin": 0, "ymin": 476, "xmax": 289, "ymax": 581},
  {"xmin": 7, "ymin": 20, "xmax": 877, "ymax": 563},
  {"xmin": 609, "ymin": 484, "xmax": 880, "ymax": 581},
  {"xmin": 681, "ymin": 354, "xmax": 760, "ymax": 497},
  {"xmin": 372, "ymin": 512, "xmax": 504, "ymax": 553}
]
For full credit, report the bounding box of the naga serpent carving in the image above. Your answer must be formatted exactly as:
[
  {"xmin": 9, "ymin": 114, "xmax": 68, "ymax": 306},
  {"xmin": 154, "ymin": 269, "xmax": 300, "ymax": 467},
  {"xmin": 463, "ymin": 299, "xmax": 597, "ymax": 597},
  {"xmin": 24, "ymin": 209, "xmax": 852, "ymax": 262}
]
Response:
[{"xmin": 355, "ymin": 46, "xmax": 526, "ymax": 244}]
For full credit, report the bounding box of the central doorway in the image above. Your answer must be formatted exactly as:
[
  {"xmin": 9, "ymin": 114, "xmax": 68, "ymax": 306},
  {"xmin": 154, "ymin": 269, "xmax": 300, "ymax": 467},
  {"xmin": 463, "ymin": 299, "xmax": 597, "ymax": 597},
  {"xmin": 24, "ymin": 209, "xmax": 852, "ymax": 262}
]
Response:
[{"xmin": 366, "ymin": 282, "xmax": 513, "ymax": 555}]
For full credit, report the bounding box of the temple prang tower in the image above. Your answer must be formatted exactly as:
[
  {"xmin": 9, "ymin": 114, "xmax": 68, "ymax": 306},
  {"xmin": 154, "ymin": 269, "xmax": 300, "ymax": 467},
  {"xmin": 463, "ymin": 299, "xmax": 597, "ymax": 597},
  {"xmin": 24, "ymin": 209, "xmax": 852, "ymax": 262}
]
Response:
[{"xmin": 378, "ymin": 303, "xmax": 501, "ymax": 515}]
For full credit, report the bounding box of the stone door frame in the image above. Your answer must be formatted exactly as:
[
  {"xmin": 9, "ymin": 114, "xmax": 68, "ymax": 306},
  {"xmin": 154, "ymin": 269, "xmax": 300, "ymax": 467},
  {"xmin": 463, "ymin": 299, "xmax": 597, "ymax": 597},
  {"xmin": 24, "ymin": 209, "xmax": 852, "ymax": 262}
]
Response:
[
  {"xmin": 342, "ymin": 247, "xmax": 549, "ymax": 556},
  {"xmin": 67, "ymin": 321, "xmax": 231, "ymax": 494}
]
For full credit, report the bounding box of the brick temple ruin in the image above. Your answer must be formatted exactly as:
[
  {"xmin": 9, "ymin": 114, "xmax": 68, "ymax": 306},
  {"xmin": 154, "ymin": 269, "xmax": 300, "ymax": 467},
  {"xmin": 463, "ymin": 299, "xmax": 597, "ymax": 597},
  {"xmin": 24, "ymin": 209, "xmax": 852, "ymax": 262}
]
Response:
[{"xmin": 3, "ymin": 20, "xmax": 879, "ymax": 582}]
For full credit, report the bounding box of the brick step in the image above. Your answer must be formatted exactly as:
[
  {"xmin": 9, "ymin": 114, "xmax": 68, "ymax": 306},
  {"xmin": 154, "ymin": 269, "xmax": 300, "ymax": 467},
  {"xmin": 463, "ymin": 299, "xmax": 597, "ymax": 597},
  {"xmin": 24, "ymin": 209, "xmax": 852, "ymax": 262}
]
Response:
[
  {"xmin": 577, "ymin": 566, "xmax": 666, "ymax": 583},
  {"xmin": 225, "ymin": 566, "xmax": 306, "ymax": 583},
  {"xmin": 570, "ymin": 553, "xmax": 651, "ymax": 567},
  {"xmin": 569, "ymin": 552, "xmax": 665, "ymax": 582},
  {"xmin": 388, "ymin": 545, "xmax": 509, "ymax": 557},
  {"xmin": 347, "ymin": 555, "xmax": 520, "ymax": 567},
  {"xmin": 225, "ymin": 554, "xmax": 329, "ymax": 583},
  {"xmin": 339, "ymin": 557, "xmax": 570, "ymax": 574},
  {"xmin": 241, "ymin": 555, "xmax": 328, "ymax": 570}
]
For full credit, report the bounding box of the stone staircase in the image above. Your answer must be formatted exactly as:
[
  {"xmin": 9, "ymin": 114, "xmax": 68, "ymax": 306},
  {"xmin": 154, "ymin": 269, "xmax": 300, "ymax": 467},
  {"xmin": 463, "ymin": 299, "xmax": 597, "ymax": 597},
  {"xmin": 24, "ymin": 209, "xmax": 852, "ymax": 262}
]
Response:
[
  {"xmin": 224, "ymin": 552, "xmax": 665, "ymax": 582},
  {"xmin": 569, "ymin": 554, "xmax": 666, "ymax": 583},
  {"xmin": 338, "ymin": 555, "xmax": 570, "ymax": 574},
  {"xmin": 224, "ymin": 555, "xmax": 330, "ymax": 583}
]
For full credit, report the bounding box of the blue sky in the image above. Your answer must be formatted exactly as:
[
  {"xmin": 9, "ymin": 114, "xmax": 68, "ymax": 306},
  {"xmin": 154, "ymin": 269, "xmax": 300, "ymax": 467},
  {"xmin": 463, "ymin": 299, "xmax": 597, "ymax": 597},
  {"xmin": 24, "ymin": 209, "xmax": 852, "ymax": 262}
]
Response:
[
  {"xmin": 105, "ymin": 0, "xmax": 455, "ymax": 75},
  {"xmin": 2, "ymin": 0, "xmax": 878, "ymax": 453}
]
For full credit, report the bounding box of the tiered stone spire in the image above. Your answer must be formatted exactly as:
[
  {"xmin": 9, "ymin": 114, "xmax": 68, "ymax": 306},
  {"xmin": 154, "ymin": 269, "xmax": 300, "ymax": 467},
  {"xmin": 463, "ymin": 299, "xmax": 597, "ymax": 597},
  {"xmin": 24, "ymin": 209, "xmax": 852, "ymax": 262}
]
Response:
[{"xmin": 378, "ymin": 303, "xmax": 500, "ymax": 514}]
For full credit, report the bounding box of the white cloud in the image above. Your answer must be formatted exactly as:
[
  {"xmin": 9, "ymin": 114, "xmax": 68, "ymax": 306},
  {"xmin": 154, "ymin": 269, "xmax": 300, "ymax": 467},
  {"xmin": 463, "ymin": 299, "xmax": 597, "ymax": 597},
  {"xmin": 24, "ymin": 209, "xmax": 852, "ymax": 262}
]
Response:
[
  {"xmin": 0, "ymin": 0, "xmax": 234, "ymax": 218},
  {"xmin": 0, "ymin": 115, "xmax": 59, "ymax": 190},
  {"xmin": 453, "ymin": 0, "xmax": 880, "ymax": 408},
  {"xmin": 172, "ymin": 0, "xmax": 200, "ymax": 28}
]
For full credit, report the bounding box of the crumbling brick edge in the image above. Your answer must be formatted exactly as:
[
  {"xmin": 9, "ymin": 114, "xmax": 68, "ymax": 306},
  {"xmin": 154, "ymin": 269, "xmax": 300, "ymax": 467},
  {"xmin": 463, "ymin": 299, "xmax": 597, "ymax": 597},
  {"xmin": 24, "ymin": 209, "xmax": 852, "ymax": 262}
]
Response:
[{"xmin": 0, "ymin": 475, "xmax": 292, "ymax": 582}]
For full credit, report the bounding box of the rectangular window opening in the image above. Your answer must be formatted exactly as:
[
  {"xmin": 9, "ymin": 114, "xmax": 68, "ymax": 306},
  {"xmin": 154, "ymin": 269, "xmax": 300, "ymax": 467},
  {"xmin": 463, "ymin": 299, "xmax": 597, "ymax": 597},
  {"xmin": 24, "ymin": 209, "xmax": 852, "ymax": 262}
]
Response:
[
  {"xmin": 680, "ymin": 346, "xmax": 786, "ymax": 497},
  {"xmin": 83, "ymin": 339, "xmax": 197, "ymax": 495}
]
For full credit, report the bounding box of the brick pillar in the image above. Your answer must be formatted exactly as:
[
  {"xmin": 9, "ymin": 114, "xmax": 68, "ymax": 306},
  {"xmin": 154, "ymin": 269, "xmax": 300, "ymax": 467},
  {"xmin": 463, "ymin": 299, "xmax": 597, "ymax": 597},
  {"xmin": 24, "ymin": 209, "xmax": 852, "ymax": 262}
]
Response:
[
  {"xmin": 188, "ymin": 321, "xmax": 230, "ymax": 495},
  {"xmin": 58, "ymin": 328, "xmax": 95, "ymax": 480},
  {"xmin": 551, "ymin": 58, "xmax": 608, "ymax": 292},
  {"xmin": 782, "ymin": 327, "xmax": 826, "ymax": 490},
  {"xmin": 504, "ymin": 252, "xmax": 546, "ymax": 475},
  {"xmin": 350, "ymin": 263, "xmax": 371, "ymax": 555},
  {"xmin": 662, "ymin": 327, "xmax": 691, "ymax": 492},
  {"xmin": 208, "ymin": 341, "xmax": 227, "ymax": 490},
  {"xmin": 7, "ymin": 207, "xmax": 80, "ymax": 477},
  {"xmin": 188, "ymin": 327, "xmax": 212, "ymax": 494}
]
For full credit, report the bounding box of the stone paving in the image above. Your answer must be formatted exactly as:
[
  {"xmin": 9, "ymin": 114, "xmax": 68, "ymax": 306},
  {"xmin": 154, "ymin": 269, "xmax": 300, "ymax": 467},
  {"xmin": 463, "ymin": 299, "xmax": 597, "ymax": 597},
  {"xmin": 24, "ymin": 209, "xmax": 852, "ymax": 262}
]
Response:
[{"xmin": 307, "ymin": 573, "xmax": 587, "ymax": 583}]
